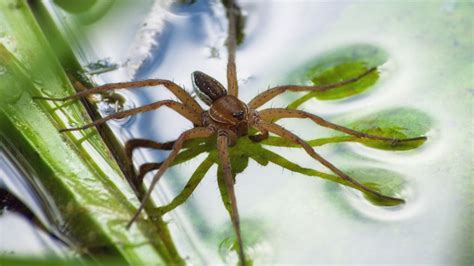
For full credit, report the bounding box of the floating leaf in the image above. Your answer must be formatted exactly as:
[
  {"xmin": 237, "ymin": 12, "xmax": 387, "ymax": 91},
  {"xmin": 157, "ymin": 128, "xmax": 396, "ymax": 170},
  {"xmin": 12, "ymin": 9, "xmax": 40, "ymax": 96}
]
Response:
[
  {"xmin": 343, "ymin": 168, "xmax": 407, "ymax": 206},
  {"xmin": 287, "ymin": 44, "xmax": 388, "ymax": 108},
  {"xmin": 344, "ymin": 108, "xmax": 431, "ymax": 150}
]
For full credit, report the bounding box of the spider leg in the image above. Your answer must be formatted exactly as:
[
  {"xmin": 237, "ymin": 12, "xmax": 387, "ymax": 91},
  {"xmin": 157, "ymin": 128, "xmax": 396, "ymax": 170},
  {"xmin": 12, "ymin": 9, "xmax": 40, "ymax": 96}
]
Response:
[
  {"xmin": 217, "ymin": 131, "xmax": 246, "ymax": 265},
  {"xmin": 126, "ymin": 127, "xmax": 214, "ymax": 229},
  {"xmin": 33, "ymin": 79, "xmax": 203, "ymax": 113},
  {"xmin": 125, "ymin": 139, "xmax": 175, "ymax": 161},
  {"xmin": 248, "ymin": 67, "xmax": 376, "ymax": 109},
  {"xmin": 59, "ymin": 100, "xmax": 201, "ymax": 132},
  {"xmin": 254, "ymin": 121, "xmax": 405, "ymax": 204},
  {"xmin": 225, "ymin": 0, "xmax": 240, "ymax": 97},
  {"xmin": 131, "ymin": 163, "xmax": 161, "ymax": 187},
  {"xmin": 125, "ymin": 138, "xmax": 175, "ymax": 163},
  {"xmin": 131, "ymin": 138, "xmax": 213, "ymax": 188},
  {"xmin": 152, "ymin": 155, "xmax": 214, "ymax": 216},
  {"xmin": 259, "ymin": 108, "xmax": 427, "ymax": 144},
  {"xmin": 126, "ymin": 137, "xmax": 211, "ymax": 169},
  {"xmin": 125, "ymin": 138, "xmax": 175, "ymax": 183}
]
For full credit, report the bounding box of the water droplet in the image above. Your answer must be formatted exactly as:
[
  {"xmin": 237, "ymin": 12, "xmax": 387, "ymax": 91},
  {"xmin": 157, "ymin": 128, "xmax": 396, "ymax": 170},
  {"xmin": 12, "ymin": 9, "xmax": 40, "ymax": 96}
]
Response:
[
  {"xmin": 0, "ymin": 65, "xmax": 7, "ymax": 75},
  {"xmin": 207, "ymin": 46, "xmax": 221, "ymax": 59},
  {"xmin": 84, "ymin": 58, "xmax": 118, "ymax": 75},
  {"xmin": 96, "ymin": 93, "xmax": 135, "ymax": 125},
  {"xmin": 0, "ymin": 35, "xmax": 18, "ymax": 53},
  {"xmin": 32, "ymin": 79, "xmax": 44, "ymax": 88},
  {"xmin": 218, "ymin": 237, "xmax": 239, "ymax": 265},
  {"xmin": 85, "ymin": 93, "xmax": 103, "ymax": 103}
]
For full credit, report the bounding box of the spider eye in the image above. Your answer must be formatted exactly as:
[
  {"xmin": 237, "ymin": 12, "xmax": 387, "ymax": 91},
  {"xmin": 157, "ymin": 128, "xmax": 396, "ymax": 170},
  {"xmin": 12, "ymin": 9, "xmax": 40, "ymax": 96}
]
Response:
[{"xmin": 232, "ymin": 111, "xmax": 244, "ymax": 120}]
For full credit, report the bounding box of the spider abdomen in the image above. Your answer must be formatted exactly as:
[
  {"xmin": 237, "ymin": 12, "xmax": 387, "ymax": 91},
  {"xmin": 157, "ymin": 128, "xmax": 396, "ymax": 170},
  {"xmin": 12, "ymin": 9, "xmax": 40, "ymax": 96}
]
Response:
[{"xmin": 191, "ymin": 71, "xmax": 227, "ymax": 105}]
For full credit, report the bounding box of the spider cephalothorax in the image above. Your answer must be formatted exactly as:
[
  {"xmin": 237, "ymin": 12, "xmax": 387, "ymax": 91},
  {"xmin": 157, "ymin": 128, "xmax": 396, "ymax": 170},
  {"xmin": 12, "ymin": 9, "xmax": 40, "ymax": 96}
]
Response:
[
  {"xmin": 193, "ymin": 71, "xmax": 251, "ymax": 140},
  {"xmin": 35, "ymin": 0, "xmax": 427, "ymax": 264}
]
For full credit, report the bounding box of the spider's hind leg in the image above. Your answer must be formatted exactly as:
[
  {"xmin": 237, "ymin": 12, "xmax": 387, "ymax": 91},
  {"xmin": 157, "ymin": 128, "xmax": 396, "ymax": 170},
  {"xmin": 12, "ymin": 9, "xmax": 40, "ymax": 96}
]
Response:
[
  {"xmin": 124, "ymin": 138, "xmax": 174, "ymax": 188},
  {"xmin": 126, "ymin": 127, "xmax": 214, "ymax": 229}
]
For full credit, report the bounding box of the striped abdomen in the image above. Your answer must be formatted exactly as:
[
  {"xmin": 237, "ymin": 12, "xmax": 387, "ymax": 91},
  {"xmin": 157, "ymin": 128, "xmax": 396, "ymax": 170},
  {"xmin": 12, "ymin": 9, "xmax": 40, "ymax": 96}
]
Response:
[{"xmin": 191, "ymin": 71, "xmax": 227, "ymax": 105}]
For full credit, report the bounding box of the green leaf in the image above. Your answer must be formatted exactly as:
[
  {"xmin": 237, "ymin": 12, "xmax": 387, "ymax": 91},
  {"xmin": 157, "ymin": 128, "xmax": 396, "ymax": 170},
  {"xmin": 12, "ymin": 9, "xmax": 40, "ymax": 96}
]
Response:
[
  {"xmin": 174, "ymin": 136, "xmax": 406, "ymax": 207},
  {"xmin": 52, "ymin": 0, "xmax": 114, "ymax": 24},
  {"xmin": 0, "ymin": 1, "xmax": 180, "ymax": 264},
  {"xmin": 323, "ymin": 167, "xmax": 408, "ymax": 208},
  {"xmin": 287, "ymin": 44, "xmax": 388, "ymax": 108},
  {"xmin": 345, "ymin": 168, "xmax": 407, "ymax": 206},
  {"xmin": 344, "ymin": 108, "xmax": 431, "ymax": 150},
  {"xmin": 247, "ymin": 144, "xmax": 403, "ymax": 206},
  {"xmin": 153, "ymin": 155, "xmax": 214, "ymax": 216},
  {"xmin": 0, "ymin": 256, "xmax": 125, "ymax": 266}
]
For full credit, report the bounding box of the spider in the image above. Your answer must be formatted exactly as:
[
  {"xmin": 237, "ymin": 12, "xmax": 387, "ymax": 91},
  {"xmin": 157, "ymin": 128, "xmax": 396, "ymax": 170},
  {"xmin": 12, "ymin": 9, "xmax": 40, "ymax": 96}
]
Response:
[{"xmin": 35, "ymin": 0, "xmax": 427, "ymax": 264}]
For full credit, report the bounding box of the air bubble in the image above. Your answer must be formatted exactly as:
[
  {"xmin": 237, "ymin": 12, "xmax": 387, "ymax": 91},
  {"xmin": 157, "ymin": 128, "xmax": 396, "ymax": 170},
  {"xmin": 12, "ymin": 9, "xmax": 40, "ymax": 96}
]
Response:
[
  {"xmin": 84, "ymin": 59, "xmax": 118, "ymax": 75},
  {"xmin": 96, "ymin": 93, "xmax": 135, "ymax": 125},
  {"xmin": 0, "ymin": 65, "xmax": 7, "ymax": 75},
  {"xmin": 0, "ymin": 35, "xmax": 18, "ymax": 53}
]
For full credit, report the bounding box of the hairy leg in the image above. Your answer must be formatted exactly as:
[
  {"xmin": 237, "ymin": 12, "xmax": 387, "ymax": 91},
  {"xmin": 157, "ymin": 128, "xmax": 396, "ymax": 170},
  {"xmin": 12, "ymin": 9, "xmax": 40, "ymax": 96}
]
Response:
[
  {"xmin": 217, "ymin": 131, "xmax": 246, "ymax": 265},
  {"xmin": 131, "ymin": 144, "xmax": 210, "ymax": 187},
  {"xmin": 59, "ymin": 100, "xmax": 201, "ymax": 132},
  {"xmin": 126, "ymin": 127, "xmax": 214, "ymax": 229},
  {"xmin": 126, "ymin": 137, "xmax": 212, "ymax": 166},
  {"xmin": 248, "ymin": 67, "xmax": 376, "ymax": 109},
  {"xmin": 259, "ymin": 108, "xmax": 427, "ymax": 144},
  {"xmin": 225, "ymin": 0, "xmax": 240, "ymax": 97},
  {"xmin": 33, "ymin": 79, "xmax": 203, "ymax": 113},
  {"xmin": 125, "ymin": 138, "xmax": 175, "ymax": 164},
  {"xmin": 132, "ymin": 163, "xmax": 160, "ymax": 186},
  {"xmin": 255, "ymin": 121, "xmax": 405, "ymax": 204}
]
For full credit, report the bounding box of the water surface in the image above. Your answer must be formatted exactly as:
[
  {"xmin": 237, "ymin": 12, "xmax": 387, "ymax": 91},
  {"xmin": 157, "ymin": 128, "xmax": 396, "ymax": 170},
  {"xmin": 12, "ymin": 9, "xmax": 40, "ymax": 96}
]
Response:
[{"xmin": 5, "ymin": 0, "xmax": 472, "ymax": 264}]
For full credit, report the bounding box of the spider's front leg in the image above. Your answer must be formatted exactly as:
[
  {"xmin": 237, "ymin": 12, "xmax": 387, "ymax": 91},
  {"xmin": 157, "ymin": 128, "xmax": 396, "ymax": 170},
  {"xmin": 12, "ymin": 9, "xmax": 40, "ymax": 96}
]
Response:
[
  {"xmin": 126, "ymin": 127, "xmax": 214, "ymax": 229},
  {"xmin": 253, "ymin": 120, "xmax": 405, "ymax": 204},
  {"xmin": 33, "ymin": 79, "xmax": 203, "ymax": 114},
  {"xmin": 217, "ymin": 130, "xmax": 246, "ymax": 266},
  {"xmin": 259, "ymin": 108, "xmax": 427, "ymax": 144},
  {"xmin": 248, "ymin": 67, "xmax": 376, "ymax": 109},
  {"xmin": 56, "ymin": 100, "xmax": 201, "ymax": 132}
]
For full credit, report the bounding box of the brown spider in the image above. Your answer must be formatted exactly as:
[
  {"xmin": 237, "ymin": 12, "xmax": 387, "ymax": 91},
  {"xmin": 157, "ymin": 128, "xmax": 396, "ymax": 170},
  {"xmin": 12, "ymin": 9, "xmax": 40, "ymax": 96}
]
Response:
[{"xmin": 35, "ymin": 0, "xmax": 427, "ymax": 264}]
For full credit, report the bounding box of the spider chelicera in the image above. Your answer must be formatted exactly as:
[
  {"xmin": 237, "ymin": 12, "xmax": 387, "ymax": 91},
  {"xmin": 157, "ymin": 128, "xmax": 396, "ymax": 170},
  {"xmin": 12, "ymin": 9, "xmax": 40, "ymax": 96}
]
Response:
[{"xmin": 35, "ymin": 0, "xmax": 427, "ymax": 264}]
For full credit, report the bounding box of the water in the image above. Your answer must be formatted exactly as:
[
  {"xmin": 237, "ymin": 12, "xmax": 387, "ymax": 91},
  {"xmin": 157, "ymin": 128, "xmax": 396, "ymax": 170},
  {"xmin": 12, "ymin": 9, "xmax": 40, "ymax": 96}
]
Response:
[
  {"xmin": 5, "ymin": 0, "xmax": 472, "ymax": 264},
  {"xmin": 0, "ymin": 140, "xmax": 70, "ymax": 258}
]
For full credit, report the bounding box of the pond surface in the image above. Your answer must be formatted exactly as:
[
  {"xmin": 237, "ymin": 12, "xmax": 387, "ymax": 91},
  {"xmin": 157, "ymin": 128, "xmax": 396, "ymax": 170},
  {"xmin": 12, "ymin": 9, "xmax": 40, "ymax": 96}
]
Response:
[{"xmin": 3, "ymin": 0, "xmax": 471, "ymax": 265}]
